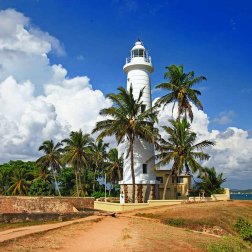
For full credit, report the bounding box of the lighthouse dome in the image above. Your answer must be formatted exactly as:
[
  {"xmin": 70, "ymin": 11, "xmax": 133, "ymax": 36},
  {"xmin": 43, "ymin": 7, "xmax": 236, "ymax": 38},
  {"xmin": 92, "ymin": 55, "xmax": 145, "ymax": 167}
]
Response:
[{"xmin": 131, "ymin": 40, "xmax": 147, "ymax": 58}]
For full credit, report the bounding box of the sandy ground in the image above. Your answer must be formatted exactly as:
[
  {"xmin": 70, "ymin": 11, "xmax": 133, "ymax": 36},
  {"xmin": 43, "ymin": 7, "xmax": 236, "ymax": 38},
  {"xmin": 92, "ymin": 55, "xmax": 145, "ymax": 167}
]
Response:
[
  {"xmin": 1, "ymin": 201, "xmax": 251, "ymax": 252},
  {"xmin": 0, "ymin": 215, "xmax": 216, "ymax": 252}
]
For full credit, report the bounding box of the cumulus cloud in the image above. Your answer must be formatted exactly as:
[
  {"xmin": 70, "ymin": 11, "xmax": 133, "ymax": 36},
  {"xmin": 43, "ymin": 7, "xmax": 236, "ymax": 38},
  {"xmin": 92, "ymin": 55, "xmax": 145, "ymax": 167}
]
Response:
[
  {"xmin": 0, "ymin": 9, "xmax": 110, "ymax": 162},
  {"xmin": 212, "ymin": 110, "xmax": 234, "ymax": 125}
]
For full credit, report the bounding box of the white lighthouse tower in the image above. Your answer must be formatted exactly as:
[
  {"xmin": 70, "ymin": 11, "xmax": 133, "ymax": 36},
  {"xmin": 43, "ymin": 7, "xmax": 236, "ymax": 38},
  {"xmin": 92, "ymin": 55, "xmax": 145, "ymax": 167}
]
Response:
[{"xmin": 119, "ymin": 40, "xmax": 158, "ymax": 203}]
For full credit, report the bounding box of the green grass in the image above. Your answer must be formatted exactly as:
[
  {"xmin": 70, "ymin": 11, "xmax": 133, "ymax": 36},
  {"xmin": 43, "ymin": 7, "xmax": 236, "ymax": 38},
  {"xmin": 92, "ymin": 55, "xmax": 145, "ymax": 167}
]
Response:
[{"xmin": 207, "ymin": 237, "xmax": 250, "ymax": 252}]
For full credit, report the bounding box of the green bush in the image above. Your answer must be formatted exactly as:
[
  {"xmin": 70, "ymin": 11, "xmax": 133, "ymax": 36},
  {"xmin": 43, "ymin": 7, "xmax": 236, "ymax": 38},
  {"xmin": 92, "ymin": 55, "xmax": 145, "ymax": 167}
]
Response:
[
  {"xmin": 91, "ymin": 191, "xmax": 105, "ymax": 199},
  {"xmin": 163, "ymin": 218, "xmax": 185, "ymax": 227},
  {"xmin": 234, "ymin": 218, "xmax": 252, "ymax": 242}
]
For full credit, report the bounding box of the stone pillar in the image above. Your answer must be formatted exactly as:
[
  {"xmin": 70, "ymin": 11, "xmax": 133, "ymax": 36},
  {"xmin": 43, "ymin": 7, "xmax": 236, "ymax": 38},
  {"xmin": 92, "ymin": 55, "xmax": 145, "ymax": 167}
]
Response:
[
  {"xmin": 150, "ymin": 184, "xmax": 155, "ymax": 200},
  {"xmin": 137, "ymin": 185, "xmax": 143, "ymax": 203},
  {"xmin": 124, "ymin": 185, "xmax": 128, "ymax": 203}
]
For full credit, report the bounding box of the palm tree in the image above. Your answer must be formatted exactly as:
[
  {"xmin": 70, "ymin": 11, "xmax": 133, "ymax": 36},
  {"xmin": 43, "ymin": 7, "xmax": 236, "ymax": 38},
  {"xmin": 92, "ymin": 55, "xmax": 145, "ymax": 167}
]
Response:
[
  {"xmin": 155, "ymin": 119, "xmax": 214, "ymax": 199},
  {"xmin": 106, "ymin": 148, "xmax": 123, "ymax": 185},
  {"xmin": 194, "ymin": 167, "xmax": 226, "ymax": 196},
  {"xmin": 93, "ymin": 86, "xmax": 159, "ymax": 203},
  {"xmin": 156, "ymin": 64, "xmax": 206, "ymax": 122},
  {"xmin": 37, "ymin": 140, "xmax": 62, "ymax": 196},
  {"xmin": 90, "ymin": 139, "xmax": 109, "ymax": 193},
  {"xmin": 8, "ymin": 167, "xmax": 31, "ymax": 195},
  {"xmin": 62, "ymin": 130, "xmax": 93, "ymax": 197}
]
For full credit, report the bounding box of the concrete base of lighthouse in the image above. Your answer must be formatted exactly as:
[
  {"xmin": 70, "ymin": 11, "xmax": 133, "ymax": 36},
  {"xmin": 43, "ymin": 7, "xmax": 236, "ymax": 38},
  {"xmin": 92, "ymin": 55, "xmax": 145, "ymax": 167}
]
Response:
[{"xmin": 119, "ymin": 181, "xmax": 159, "ymax": 203}]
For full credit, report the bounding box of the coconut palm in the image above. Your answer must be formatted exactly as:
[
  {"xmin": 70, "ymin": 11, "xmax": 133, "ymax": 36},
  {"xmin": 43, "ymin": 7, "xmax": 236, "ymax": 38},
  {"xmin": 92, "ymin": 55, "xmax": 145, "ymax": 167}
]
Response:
[
  {"xmin": 156, "ymin": 64, "xmax": 206, "ymax": 122},
  {"xmin": 195, "ymin": 167, "xmax": 226, "ymax": 196},
  {"xmin": 37, "ymin": 140, "xmax": 63, "ymax": 196},
  {"xmin": 8, "ymin": 167, "xmax": 31, "ymax": 195},
  {"xmin": 106, "ymin": 148, "xmax": 123, "ymax": 185},
  {"xmin": 155, "ymin": 119, "xmax": 214, "ymax": 199},
  {"xmin": 90, "ymin": 139, "xmax": 109, "ymax": 193},
  {"xmin": 93, "ymin": 86, "xmax": 159, "ymax": 203},
  {"xmin": 62, "ymin": 130, "xmax": 93, "ymax": 197}
]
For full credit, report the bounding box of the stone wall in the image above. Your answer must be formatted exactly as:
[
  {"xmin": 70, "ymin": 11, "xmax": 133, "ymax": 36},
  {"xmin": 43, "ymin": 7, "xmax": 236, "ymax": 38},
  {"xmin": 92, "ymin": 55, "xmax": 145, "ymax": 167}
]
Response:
[
  {"xmin": 0, "ymin": 196, "xmax": 94, "ymax": 213},
  {"xmin": 0, "ymin": 211, "xmax": 96, "ymax": 223}
]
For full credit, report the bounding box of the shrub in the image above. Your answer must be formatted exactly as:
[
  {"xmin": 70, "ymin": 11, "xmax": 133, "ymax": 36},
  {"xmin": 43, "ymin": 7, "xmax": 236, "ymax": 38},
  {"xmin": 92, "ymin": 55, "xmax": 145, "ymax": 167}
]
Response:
[
  {"xmin": 234, "ymin": 218, "xmax": 252, "ymax": 242},
  {"xmin": 163, "ymin": 218, "xmax": 185, "ymax": 227},
  {"xmin": 91, "ymin": 191, "xmax": 105, "ymax": 199}
]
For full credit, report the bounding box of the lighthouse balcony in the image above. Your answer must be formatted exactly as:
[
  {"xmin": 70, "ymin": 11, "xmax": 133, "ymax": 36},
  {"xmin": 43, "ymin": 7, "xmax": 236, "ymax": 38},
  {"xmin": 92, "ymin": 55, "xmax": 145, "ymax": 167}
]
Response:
[{"xmin": 126, "ymin": 55, "xmax": 152, "ymax": 64}]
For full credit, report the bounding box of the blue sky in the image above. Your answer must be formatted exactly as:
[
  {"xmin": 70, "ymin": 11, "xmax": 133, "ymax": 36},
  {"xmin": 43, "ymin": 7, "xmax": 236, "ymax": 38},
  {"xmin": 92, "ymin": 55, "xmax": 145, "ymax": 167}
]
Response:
[
  {"xmin": 0, "ymin": 0, "xmax": 251, "ymax": 189},
  {"xmin": 1, "ymin": 0, "xmax": 251, "ymax": 131}
]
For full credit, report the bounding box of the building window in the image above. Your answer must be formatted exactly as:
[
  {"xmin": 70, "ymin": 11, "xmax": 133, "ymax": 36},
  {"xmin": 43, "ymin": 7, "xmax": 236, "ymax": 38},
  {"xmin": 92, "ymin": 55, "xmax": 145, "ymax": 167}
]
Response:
[
  {"xmin": 141, "ymin": 104, "xmax": 146, "ymax": 113},
  {"xmin": 156, "ymin": 176, "xmax": 163, "ymax": 183},
  {"xmin": 177, "ymin": 177, "xmax": 184, "ymax": 183},
  {"xmin": 142, "ymin": 164, "xmax": 147, "ymax": 174}
]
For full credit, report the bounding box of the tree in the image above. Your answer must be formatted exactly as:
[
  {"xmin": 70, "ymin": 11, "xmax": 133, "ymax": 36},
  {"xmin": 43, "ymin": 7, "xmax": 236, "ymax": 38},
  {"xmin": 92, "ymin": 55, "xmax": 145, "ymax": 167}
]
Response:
[
  {"xmin": 62, "ymin": 130, "xmax": 93, "ymax": 197},
  {"xmin": 194, "ymin": 166, "xmax": 226, "ymax": 196},
  {"xmin": 155, "ymin": 119, "xmax": 214, "ymax": 199},
  {"xmin": 156, "ymin": 64, "xmax": 206, "ymax": 122},
  {"xmin": 106, "ymin": 148, "xmax": 123, "ymax": 185},
  {"xmin": 8, "ymin": 167, "xmax": 31, "ymax": 195},
  {"xmin": 90, "ymin": 139, "xmax": 109, "ymax": 193},
  {"xmin": 93, "ymin": 86, "xmax": 158, "ymax": 202},
  {"xmin": 37, "ymin": 140, "xmax": 63, "ymax": 196}
]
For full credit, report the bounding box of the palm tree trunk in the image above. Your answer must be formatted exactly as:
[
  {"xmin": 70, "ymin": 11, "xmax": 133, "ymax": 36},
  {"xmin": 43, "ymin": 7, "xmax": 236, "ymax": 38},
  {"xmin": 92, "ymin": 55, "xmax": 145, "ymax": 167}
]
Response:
[
  {"xmin": 50, "ymin": 166, "xmax": 61, "ymax": 196},
  {"xmin": 117, "ymin": 168, "xmax": 122, "ymax": 181},
  {"xmin": 162, "ymin": 162, "xmax": 176, "ymax": 200},
  {"xmin": 130, "ymin": 137, "xmax": 135, "ymax": 203},
  {"xmin": 52, "ymin": 171, "xmax": 61, "ymax": 196},
  {"xmin": 79, "ymin": 169, "xmax": 84, "ymax": 196},
  {"xmin": 75, "ymin": 169, "xmax": 79, "ymax": 197},
  {"xmin": 93, "ymin": 166, "xmax": 96, "ymax": 193}
]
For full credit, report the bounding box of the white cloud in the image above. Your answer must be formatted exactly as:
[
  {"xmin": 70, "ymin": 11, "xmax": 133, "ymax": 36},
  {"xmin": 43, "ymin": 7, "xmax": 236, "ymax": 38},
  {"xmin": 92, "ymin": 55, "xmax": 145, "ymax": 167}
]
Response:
[
  {"xmin": 0, "ymin": 9, "xmax": 110, "ymax": 162},
  {"xmin": 212, "ymin": 110, "xmax": 234, "ymax": 125}
]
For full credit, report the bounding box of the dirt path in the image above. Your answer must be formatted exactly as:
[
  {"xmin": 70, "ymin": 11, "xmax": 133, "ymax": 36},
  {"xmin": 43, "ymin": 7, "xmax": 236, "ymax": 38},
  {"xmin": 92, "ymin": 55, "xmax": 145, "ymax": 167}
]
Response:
[
  {"xmin": 1, "ymin": 215, "xmax": 217, "ymax": 252},
  {"xmin": 58, "ymin": 216, "xmax": 131, "ymax": 252}
]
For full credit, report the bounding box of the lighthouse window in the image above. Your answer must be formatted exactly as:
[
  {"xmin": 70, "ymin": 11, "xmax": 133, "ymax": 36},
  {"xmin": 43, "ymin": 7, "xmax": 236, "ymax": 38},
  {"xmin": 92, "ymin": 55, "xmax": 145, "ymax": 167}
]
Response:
[
  {"xmin": 133, "ymin": 50, "xmax": 138, "ymax": 57},
  {"xmin": 141, "ymin": 104, "xmax": 146, "ymax": 113},
  {"xmin": 139, "ymin": 49, "xmax": 144, "ymax": 57},
  {"xmin": 142, "ymin": 164, "xmax": 147, "ymax": 174}
]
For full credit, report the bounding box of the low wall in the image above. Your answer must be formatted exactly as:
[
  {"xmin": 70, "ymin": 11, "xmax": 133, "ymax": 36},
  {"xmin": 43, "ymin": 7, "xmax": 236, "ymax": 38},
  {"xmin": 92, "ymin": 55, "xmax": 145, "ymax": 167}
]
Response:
[
  {"xmin": 0, "ymin": 196, "xmax": 94, "ymax": 213},
  {"xmin": 94, "ymin": 199, "xmax": 183, "ymax": 212},
  {"xmin": 0, "ymin": 211, "xmax": 96, "ymax": 223},
  {"xmin": 188, "ymin": 197, "xmax": 213, "ymax": 202}
]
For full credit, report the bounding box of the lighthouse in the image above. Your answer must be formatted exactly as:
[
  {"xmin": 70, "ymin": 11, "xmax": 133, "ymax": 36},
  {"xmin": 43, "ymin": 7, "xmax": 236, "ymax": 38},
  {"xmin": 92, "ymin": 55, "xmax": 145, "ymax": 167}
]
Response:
[{"xmin": 119, "ymin": 40, "xmax": 158, "ymax": 203}]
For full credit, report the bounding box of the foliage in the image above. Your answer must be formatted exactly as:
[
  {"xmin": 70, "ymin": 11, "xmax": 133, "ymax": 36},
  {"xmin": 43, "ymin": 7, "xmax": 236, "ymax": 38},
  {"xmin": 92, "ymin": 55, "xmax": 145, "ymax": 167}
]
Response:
[
  {"xmin": 58, "ymin": 168, "xmax": 75, "ymax": 196},
  {"xmin": 61, "ymin": 130, "xmax": 94, "ymax": 197},
  {"xmin": 93, "ymin": 86, "xmax": 159, "ymax": 202},
  {"xmin": 89, "ymin": 139, "xmax": 109, "ymax": 193},
  {"xmin": 194, "ymin": 166, "xmax": 226, "ymax": 196},
  {"xmin": 156, "ymin": 64, "xmax": 206, "ymax": 122},
  {"xmin": 234, "ymin": 218, "xmax": 252, "ymax": 242},
  {"xmin": 106, "ymin": 148, "xmax": 123, "ymax": 185},
  {"xmin": 37, "ymin": 140, "xmax": 63, "ymax": 196},
  {"xmin": 28, "ymin": 178, "xmax": 54, "ymax": 196},
  {"xmin": 91, "ymin": 191, "xmax": 105, "ymax": 199},
  {"xmin": 0, "ymin": 161, "xmax": 37, "ymax": 196}
]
